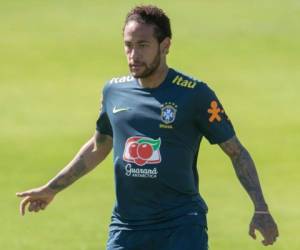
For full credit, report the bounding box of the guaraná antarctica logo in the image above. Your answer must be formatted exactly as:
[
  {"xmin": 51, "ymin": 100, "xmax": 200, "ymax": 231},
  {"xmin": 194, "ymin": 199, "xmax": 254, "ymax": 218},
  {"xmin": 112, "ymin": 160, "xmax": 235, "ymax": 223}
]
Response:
[
  {"xmin": 123, "ymin": 136, "xmax": 161, "ymax": 178},
  {"xmin": 123, "ymin": 136, "xmax": 162, "ymax": 166}
]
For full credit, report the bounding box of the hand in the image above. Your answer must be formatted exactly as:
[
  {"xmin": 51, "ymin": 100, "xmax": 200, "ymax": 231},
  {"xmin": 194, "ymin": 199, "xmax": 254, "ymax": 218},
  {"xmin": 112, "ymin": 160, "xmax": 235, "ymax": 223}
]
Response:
[
  {"xmin": 249, "ymin": 212, "xmax": 279, "ymax": 246},
  {"xmin": 16, "ymin": 185, "xmax": 56, "ymax": 216}
]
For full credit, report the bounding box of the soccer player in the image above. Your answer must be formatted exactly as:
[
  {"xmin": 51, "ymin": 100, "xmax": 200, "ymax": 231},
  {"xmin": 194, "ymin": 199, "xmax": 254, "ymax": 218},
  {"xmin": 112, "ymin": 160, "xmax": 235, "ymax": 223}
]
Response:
[{"xmin": 17, "ymin": 5, "xmax": 279, "ymax": 250}]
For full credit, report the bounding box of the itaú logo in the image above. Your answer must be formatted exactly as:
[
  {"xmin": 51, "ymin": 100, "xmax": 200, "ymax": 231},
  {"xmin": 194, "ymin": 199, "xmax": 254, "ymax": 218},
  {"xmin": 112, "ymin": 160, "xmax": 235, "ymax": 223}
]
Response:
[{"xmin": 123, "ymin": 136, "xmax": 161, "ymax": 166}]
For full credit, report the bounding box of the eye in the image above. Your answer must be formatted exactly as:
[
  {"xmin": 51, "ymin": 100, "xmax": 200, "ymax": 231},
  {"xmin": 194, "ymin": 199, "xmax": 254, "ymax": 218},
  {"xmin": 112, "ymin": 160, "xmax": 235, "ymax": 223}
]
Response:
[
  {"xmin": 124, "ymin": 43, "xmax": 132, "ymax": 49},
  {"xmin": 139, "ymin": 43, "xmax": 148, "ymax": 48}
]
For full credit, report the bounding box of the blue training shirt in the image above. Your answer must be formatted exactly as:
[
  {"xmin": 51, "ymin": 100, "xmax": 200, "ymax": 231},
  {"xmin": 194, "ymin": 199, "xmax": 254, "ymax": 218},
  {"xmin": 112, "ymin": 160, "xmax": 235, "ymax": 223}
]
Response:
[{"xmin": 96, "ymin": 68, "xmax": 235, "ymax": 230}]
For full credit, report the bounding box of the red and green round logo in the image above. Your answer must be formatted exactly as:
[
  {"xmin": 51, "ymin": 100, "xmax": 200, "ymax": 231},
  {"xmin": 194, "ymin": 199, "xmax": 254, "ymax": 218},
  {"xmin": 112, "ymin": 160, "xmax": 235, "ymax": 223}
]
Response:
[{"xmin": 123, "ymin": 136, "xmax": 161, "ymax": 166}]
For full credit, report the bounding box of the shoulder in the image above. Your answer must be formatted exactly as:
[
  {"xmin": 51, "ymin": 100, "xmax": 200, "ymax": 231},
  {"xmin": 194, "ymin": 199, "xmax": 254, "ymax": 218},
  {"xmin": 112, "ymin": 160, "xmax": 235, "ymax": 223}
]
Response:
[
  {"xmin": 108, "ymin": 75, "xmax": 135, "ymax": 84},
  {"xmin": 170, "ymin": 68, "xmax": 214, "ymax": 95},
  {"xmin": 102, "ymin": 74, "xmax": 136, "ymax": 95},
  {"xmin": 170, "ymin": 69, "xmax": 201, "ymax": 89}
]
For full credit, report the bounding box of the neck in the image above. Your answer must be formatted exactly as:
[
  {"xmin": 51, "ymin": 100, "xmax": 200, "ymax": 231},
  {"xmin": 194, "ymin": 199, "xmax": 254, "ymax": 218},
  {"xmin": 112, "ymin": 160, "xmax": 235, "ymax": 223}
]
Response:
[{"xmin": 138, "ymin": 64, "xmax": 169, "ymax": 89}]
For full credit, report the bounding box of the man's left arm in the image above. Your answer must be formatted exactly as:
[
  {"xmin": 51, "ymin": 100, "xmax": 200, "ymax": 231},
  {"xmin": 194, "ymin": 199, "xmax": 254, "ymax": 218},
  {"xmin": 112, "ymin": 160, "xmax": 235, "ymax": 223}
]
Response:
[{"xmin": 219, "ymin": 135, "xmax": 279, "ymax": 246}]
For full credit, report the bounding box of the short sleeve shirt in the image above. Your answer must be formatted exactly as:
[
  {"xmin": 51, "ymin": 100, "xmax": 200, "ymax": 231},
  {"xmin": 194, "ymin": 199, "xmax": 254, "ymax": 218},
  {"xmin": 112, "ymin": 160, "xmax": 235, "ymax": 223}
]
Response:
[{"xmin": 96, "ymin": 68, "xmax": 235, "ymax": 230}]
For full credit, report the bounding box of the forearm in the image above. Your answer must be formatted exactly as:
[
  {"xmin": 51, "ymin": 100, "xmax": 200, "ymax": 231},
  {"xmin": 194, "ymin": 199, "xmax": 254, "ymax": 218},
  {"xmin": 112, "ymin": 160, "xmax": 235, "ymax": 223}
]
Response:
[
  {"xmin": 220, "ymin": 136, "xmax": 268, "ymax": 211},
  {"xmin": 231, "ymin": 147, "xmax": 268, "ymax": 211},
  {"xmin": 229, "ymin": 145, "xmax": 279, "ymax": 245},
  {"xmin": 46, "ymin": 134, "xmax": 112, "ymax": 194}
]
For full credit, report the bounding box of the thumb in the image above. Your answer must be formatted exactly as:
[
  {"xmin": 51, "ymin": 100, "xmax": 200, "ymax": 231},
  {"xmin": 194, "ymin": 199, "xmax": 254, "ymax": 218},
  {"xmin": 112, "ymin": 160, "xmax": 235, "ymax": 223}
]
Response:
[
  {"xmin": 16, "ymin": 190, "xmax": 35, "ymax": 197},
  {"xmin": 249, "ymin": 224, "xmax": 256, "ymax": 239}
]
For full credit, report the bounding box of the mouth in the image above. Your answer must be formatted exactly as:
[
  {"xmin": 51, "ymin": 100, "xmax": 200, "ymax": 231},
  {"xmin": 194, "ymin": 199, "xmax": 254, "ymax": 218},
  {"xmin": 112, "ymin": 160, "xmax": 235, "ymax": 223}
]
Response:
[{"xmin": 129, "ymin": 63, "xmax": 144, "ymax": 70}]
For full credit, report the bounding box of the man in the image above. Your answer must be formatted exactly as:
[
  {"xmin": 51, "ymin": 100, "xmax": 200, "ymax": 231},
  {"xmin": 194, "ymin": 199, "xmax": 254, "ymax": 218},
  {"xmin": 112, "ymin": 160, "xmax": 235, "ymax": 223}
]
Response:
[{"xmin": 17, "ymin": 5, "xmax": 279, "ymax": 250}]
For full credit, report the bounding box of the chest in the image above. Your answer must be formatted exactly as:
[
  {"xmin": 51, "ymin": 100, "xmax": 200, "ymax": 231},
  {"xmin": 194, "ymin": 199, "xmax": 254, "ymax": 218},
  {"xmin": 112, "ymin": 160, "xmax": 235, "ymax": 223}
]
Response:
[{"xmin": 106, "ymin": 88, "xmax": 196, "ymax": 133}]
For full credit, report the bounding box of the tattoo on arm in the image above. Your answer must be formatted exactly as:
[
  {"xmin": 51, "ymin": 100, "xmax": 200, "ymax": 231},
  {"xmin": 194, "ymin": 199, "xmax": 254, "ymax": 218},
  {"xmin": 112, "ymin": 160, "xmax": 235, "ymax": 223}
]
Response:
[
  {"xmin": 220, "ymin": 136, "xmax": 268, "ymax": 210},
  {"xmin": 48, "ymin": 132, "xmax": 112, "ymax": 193},
  {"xmin": 48, "ymin": 155, "xmax": 89, "ymax": 192}
]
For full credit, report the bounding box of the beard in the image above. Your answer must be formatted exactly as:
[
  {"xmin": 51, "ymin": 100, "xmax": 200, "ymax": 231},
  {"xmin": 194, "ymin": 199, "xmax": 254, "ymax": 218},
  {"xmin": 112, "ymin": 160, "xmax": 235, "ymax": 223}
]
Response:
[{"xmin": 129, "ymin": 48, "xmax": 161, "ymax": 79}]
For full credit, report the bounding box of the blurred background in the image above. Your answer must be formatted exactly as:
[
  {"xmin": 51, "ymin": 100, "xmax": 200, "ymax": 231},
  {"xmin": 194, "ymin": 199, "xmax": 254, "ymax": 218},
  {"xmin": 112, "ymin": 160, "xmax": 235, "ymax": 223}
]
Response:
[{"xmin": 1, "ymin": 0, "xmax": 299, "ymax": 249}]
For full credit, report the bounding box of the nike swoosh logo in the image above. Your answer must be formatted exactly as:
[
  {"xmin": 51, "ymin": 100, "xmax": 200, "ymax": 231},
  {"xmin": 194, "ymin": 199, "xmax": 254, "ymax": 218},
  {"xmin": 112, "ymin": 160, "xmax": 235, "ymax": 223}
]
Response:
[{"xmin": 113, "ymin": 107, "xmax": 130, "ymax": 114}]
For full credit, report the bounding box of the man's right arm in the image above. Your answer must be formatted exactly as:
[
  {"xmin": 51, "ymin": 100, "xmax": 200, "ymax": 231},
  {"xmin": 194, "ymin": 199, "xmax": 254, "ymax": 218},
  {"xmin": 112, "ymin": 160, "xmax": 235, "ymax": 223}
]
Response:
[
  {"xmin": 16, "ymin": 131, "xmax": 112, "ymax": 215},
  {"xmin": 47, "ymin": 131, "xmax": 112, "ymax": 193}
]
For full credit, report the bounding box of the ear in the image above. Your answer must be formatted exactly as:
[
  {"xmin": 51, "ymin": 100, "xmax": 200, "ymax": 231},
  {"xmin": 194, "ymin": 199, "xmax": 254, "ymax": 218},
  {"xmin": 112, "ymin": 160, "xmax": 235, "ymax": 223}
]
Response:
[{"xmin": 160, "ymin": 37, "xmax": 171, "ymax": 55}]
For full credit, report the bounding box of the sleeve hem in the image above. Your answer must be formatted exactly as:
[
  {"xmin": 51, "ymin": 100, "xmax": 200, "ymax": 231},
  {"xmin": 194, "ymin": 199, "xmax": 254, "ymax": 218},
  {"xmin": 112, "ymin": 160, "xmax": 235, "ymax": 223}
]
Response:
[
  {"xmin": 207, "ymin": 132, "xmax": 236, "ymax": 145},
  {"xmin": 95, "ymin": 127, "xmax": 113, "ymax": 137}
]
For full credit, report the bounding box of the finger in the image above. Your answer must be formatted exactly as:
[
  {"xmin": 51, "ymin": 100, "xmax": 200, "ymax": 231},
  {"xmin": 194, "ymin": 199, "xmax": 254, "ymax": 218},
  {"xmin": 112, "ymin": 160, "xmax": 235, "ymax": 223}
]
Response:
[
  {"xmin": 28, "ymin": 202, "xmax": 35, "ymax": 212},
  {"xmin": 40, "ymin": 202, "xmax": 47, "ymax": 210},
  {"xmin": 35, "ymin": 201, "xmax": 45, "ymax": 212},
  {"xmin": 16, "ymin": 191, "xmax": 32, "ymax": 198},
  {"xmin": 271, "ymin": 229, "xmax": 279, "ymax": 243},
  {"xmin": 29, "ymin": 201, "xmax": 40, "ymax": 212},
  {"xmin": 262, "ymin": 239, "xmax": 274, "ymax": 246},
  {"xmin": 33, "ymin": 201, "xmax": 40, "ymax": 211},
  {"xmin": 275, "ymin": 225, "xmax": 279, "ymax": 237},
  {"xmin": 267, "ymin": 227, "xmax": 279, "ymax": 241},
  {"xmin": 261, "ymin": 230, "xmax": 274, "ymax": 246},
  {"xmin": 262, "ymin": 239, "xmax": 271, "ymax": 246},
  {"xmin": 270, "ymin": 228, "xmax": 279, "ymax": 240},
  {"xmin": 33, "ymin": 201, "xmax": 41, "ymax": 212},
  {"xmin": 249, "ymin": 224, "xmax": 256, "ymax": 239},
  {"xmin": 34, "ymin": 205, "xmax": 41, "ymax": 212},
  {"xmin": 20, "ymin": 197, "xmax": 32, "ymax": 216}
]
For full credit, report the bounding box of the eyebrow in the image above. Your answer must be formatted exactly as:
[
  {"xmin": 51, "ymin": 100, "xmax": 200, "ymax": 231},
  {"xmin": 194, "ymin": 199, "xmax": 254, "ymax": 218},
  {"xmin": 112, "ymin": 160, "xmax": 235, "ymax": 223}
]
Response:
[
  {"xmin": 124, "ymin": 40, "xmax": 150, "ymax": 44},
  {"xmin": 137, "ymin": 40, "xmax": 150, "ymax": 43}
]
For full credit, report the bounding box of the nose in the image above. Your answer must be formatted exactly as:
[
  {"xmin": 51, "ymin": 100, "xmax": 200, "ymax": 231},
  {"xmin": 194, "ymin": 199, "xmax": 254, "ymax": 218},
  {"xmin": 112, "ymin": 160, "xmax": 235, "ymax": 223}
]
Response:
[{"xmin": 129, "ymin": 48, "xmax": 140, "ymax": 61}]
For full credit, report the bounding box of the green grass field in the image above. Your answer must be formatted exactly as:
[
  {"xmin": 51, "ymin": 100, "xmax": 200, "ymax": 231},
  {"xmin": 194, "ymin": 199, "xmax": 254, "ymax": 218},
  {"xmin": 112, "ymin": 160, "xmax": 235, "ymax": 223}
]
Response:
[{"xmin": 1, "ymin": 0, "xmax": 299, "ymax": 249}]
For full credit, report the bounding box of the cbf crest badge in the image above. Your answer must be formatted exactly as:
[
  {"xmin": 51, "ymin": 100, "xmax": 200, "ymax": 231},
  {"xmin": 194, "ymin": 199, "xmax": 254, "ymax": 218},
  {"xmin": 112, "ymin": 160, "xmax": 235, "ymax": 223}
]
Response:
[{"xmin": 160, "ymin": 102, "xmax": 178, "ymax": 129}]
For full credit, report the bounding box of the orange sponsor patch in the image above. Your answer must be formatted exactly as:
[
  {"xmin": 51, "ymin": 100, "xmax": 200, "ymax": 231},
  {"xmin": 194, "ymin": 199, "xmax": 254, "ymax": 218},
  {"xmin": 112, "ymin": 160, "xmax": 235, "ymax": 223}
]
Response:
[{"xmin": 208, "ymin": 101, "xmax": 222, "ymax": 122}]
